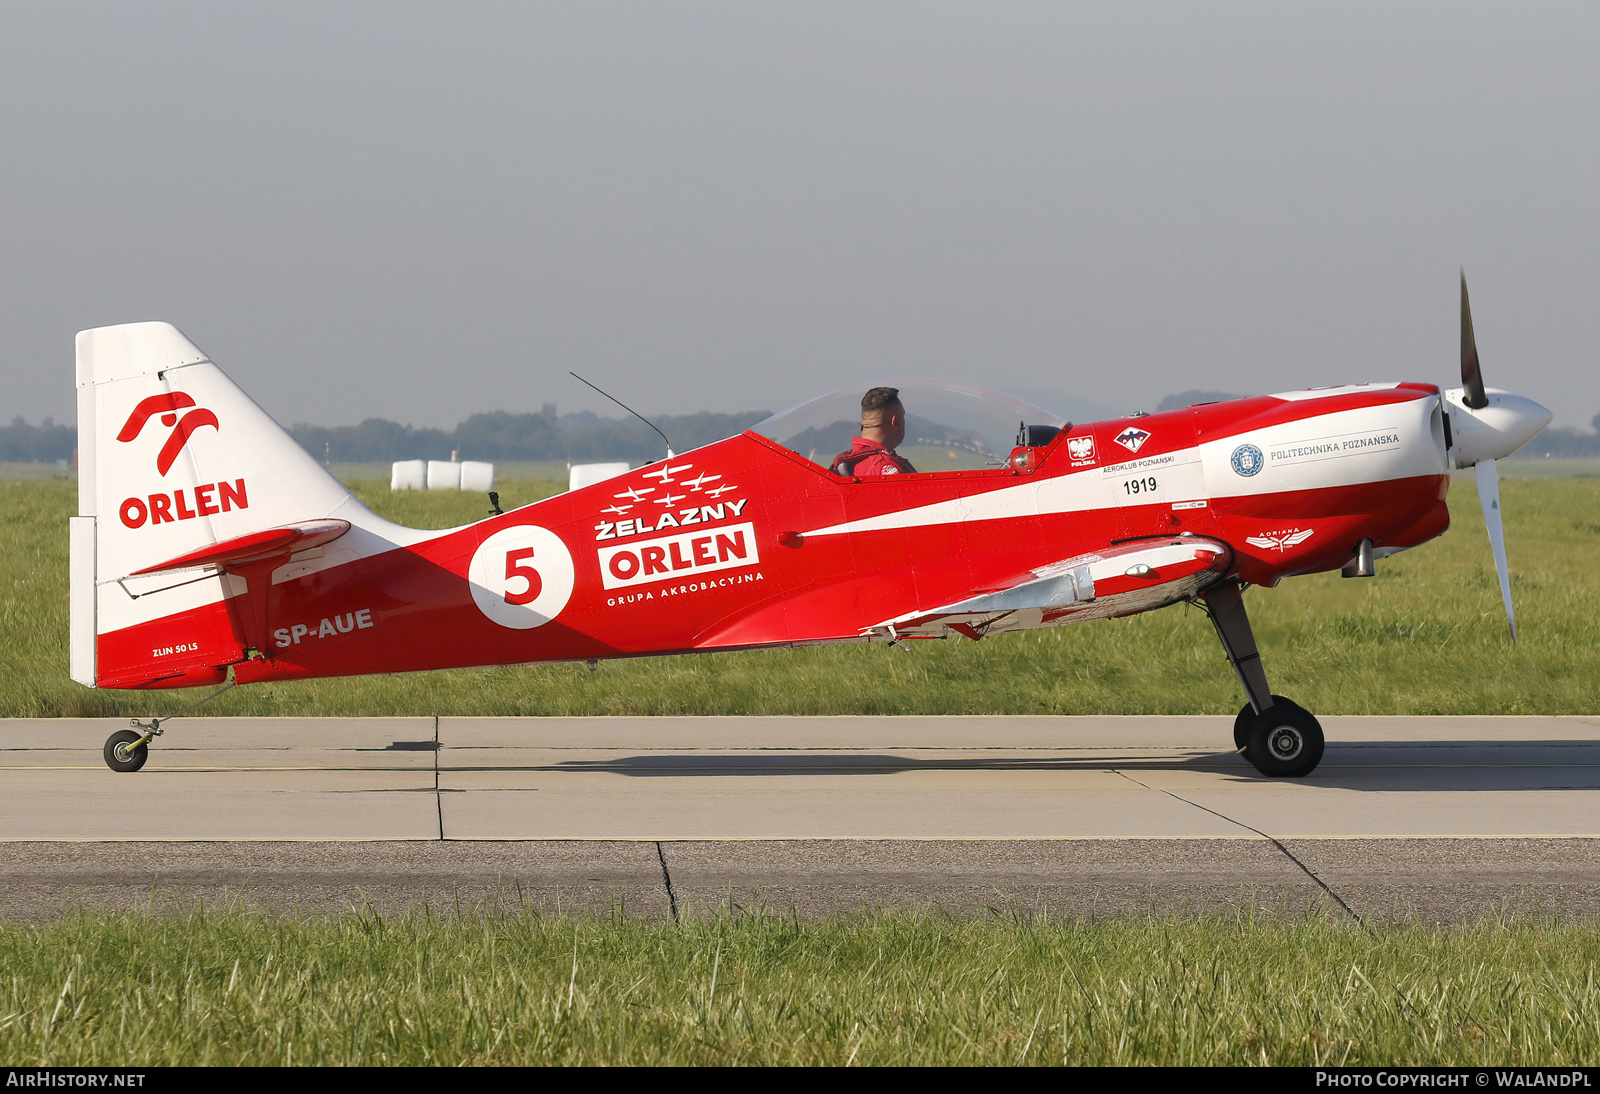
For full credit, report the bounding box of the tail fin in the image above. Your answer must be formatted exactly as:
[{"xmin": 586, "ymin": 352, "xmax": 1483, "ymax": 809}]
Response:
[{"xmin": 71, "ymin": 322, "xmax": 420, "ymax": 689}]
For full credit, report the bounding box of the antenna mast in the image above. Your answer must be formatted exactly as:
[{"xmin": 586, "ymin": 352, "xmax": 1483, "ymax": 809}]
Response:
[{"xmin": 569, "ymin": 372, "xmax": 675, "ymax": 458}]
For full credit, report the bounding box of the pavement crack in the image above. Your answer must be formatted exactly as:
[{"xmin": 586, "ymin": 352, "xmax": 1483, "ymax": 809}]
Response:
[
  {"xmin": 1113, "ymin": 769, "xmax": 1365, "ymax": 927},
  {"xmin": 655, "ymin": 842, "xmax": 680, "ymax": 923},
  {"xmin": 433, "ymin": 715, "xmax": 443, "ymax": 841}
]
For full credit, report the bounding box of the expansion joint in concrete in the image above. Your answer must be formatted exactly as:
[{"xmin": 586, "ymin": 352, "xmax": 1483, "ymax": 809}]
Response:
[
  {"xmin": 1113, "ymin": 769, "xmax": 1366, "ymax": 928},
  {"xmin": 655, "ymin": 842, "xmax": 680, "ymax": 923},
  {"xmin": 433, "ymin": 715, "xmax": 443, "ymax": 841}
]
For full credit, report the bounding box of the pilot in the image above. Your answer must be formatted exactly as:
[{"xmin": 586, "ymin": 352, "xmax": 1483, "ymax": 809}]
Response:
[{"xmin": 831, "ymin": 386, "xmax": 918, "ymax": 476}]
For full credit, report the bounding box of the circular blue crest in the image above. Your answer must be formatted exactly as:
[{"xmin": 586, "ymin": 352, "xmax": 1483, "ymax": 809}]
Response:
[{"xmin": 1230, "ymin": 444, "xmax": 1264, "ymax": 477}]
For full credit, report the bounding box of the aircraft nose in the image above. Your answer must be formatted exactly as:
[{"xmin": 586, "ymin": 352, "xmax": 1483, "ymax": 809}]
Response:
[{"xmin": 1444, "ymin": 387, "xmax": 1553, "ymax": 468}]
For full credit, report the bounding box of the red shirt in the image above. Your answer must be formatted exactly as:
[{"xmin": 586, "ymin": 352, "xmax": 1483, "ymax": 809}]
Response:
[{"xmin": 830, "ymin": 437, "xmax": 917, "ymax": 477}]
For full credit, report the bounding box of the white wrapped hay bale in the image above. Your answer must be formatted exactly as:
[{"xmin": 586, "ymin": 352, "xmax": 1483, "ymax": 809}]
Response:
[
  {"xmin": 426, "ymin": 460, "xmax": 461, "ymax": 490},
  {"xmin": 390, "ymin": 460, "xmax": 426, "ymax": 491},
  {"xmin": 569, "ymin": 462, "xmax": 631, "ymax": 491},
  {"xmin": 459, "ymin": 460, "xmax": 495, "ymax": 493}
]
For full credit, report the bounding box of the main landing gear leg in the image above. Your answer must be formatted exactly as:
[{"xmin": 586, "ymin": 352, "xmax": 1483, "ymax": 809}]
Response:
[{"xmin": 1201, "ymin": 581, "xmax": 1324, "ymax": 778}]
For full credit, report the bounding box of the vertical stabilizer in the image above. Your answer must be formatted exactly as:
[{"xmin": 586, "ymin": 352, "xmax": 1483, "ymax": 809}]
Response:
[{"xmin": 73, "ymin": 322, "xmax": 422, "ymax": 689}]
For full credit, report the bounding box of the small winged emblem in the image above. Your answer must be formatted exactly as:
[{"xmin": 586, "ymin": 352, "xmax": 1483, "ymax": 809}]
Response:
[
  {"xmin": 1245, "ymin": 528, "xmax": 1315, "ymax": 552},
  {"xmin": 1113, "ymin": 427, "xmax": 1150, "ymax": 453},
  {"xmin": 643, "ymin": 463, "xmax": 692, "ymax": 483}
]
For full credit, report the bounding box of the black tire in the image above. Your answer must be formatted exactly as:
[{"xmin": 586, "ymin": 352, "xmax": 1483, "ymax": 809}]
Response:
[
  {"xmin": 103, "ymin": 729, "xmax": 149, "ymax": 773},
  {"xmin": 1243, "ymin": 702, "xmax": 1324, "ymax": 777},
  {"xmin": 1234, "ymin": 696, "xmax": 1301, "ymax": 751}
]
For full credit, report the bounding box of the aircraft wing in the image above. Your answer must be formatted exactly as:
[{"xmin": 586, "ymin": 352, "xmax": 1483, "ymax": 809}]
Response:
[{"xmin": 867, "ymin": 536, "xmax": 1234, "ymax": 640}]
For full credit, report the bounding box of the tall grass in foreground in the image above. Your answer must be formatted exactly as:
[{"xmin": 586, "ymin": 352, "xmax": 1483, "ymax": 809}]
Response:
[
  {"xmin": 4, "ymin": 476, "xmax": 1598, "ymax": 718},
  {"xmin": 3, "ymin": 912, "xmax": 1599, "ymax": 1065}
]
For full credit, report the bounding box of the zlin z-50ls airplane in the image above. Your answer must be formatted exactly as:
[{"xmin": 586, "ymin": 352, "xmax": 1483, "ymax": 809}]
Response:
[{"xmin": 71, "ymin": 277, "xmax": 1550, "ymax": 778}]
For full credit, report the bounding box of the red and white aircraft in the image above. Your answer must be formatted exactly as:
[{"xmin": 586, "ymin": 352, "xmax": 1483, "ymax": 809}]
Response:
[{"xmin": 71, "ymin": 278, "xmax": 1550, "ymax": 777}]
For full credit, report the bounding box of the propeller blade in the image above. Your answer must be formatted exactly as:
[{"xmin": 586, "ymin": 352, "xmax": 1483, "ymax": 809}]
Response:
[
  {"xmin": 1460, "ymin": 271, "xmax": 1489, "ymax": 409},
  {"xmin": 1474, "ymin": 458, "xmax": 1517, "ymax": 642}
]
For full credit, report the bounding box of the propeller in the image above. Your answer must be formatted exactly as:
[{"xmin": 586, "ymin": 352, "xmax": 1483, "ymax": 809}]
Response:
[
  {"xmin": 1474, "ymin": 458, "xmax": 1516, "ymax": 642},
  {"xmin": 1446, "ymin": 272, "xmax": 1551, "ymax": 643},
  {"xmin": 1460, "ymin": 273, "xmax": 1488, "ymax": 409}
]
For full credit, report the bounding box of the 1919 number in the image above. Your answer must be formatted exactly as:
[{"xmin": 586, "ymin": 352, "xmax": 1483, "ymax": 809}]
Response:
[{"xmin": 1122, "ymin": 476, "xmax": 1159, "ymax": 495}]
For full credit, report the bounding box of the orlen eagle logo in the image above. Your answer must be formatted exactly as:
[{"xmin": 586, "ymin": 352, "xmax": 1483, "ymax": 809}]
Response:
[
  {"xmin": 118, "ymin": 393, "xmax": 218, "ymax": 476},
  {"xmin": 115, "ymin": 392, "xmax": 248, "ymax": 530}
]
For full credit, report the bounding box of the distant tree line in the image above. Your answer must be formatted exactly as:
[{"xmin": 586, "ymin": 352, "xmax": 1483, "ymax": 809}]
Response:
[
  {"xmin": 288, "ymin": 405, "xmax": 772, "ymax": 464},
  {"xmin": 7, "ymin": 403, "xmax": 1599, "ymax": 464},
  {"xmin": 1515, "ymin": 415, "xmax": 1600, "ymax": 459},
  {"xmin": 0, "ymin": 417, "xmax": 74, "ymax": 462},
  {"xmin": 1155, "ymin": 390, "xmax": 1248, "ymax": 411}
]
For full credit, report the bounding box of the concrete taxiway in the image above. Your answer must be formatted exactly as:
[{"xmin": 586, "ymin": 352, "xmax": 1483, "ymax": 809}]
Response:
[{"xmin": 2, "ymin": 715, "xmax": 1598, "ymax": 921}]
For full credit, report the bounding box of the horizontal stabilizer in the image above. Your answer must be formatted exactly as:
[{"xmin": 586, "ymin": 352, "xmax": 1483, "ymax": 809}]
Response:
[{"xmin": 129, "ymin": 519, "xmax": 351, "ymax": 576}]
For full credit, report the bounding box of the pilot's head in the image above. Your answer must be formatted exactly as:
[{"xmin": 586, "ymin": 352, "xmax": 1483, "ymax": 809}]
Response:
[{"xmin": 860, "ymin": 386, "xmax": 907, "ymax": 450}]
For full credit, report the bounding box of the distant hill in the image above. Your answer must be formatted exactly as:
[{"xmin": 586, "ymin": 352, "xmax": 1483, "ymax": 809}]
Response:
[
  {"xmin": 1155, "ymin": 390, "xmax": 1248, "ymax": 412},
  {"xmin": 0, "ymin": 416, "xmax": 74, "ymax": 461},
  {"xmin": 1517, "ymin": 425, "xmax": 1600, "ymax": 459},
  {"xmin": 289, "ymin": 406, "xmax": 772, "ymax": 464}
]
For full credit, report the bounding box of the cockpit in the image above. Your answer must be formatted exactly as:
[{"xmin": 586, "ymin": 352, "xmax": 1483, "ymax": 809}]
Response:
[{"xmin": 748, "ymin": 379, "xmax": 1069, "ymax": 477}]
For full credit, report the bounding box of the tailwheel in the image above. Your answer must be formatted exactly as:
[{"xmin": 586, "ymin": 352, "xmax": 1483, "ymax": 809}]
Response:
[
  {"xmin": 103, "ymin": 728, "xmax": 152, "ymax": 773},
  {"xmin": 1242, "ymin": 701, "xmax": 1324, "ymax": 778}
]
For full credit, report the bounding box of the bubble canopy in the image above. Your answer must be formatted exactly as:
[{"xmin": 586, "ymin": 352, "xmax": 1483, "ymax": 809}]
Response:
[{"xmin": 749, "ymin": 379, "xmax": 1069, "ymax": 473}]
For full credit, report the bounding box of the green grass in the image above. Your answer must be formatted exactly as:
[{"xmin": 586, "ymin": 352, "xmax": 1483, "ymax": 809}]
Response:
[
  {"xmin": 4, "ymin": 911, "xmax": 1600, "ymax": 1065},
  {"xmin": 4, "ymin": 476, "xmax": 1598, "ymax": 718}
]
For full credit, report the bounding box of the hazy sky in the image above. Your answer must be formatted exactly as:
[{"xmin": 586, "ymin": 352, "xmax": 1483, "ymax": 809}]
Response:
[{"xmin": 3, "ymin": 2, "xmax": 1597, "ymax": 430}]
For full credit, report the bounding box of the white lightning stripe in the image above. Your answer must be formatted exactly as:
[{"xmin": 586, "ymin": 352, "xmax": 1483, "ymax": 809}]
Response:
[
  {"xmin": 800, "ymin": 472, "xmax": 1094, "ymax": 538},
  {"xmin": 1197, "ymin": 401, "xmax": 1439, "ymax": 498},
  {"xmin": 799, "ymin": 397, "xmax": 1442, "ymax": 540}
]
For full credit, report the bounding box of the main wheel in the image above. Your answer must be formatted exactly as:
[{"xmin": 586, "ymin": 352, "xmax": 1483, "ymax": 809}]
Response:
[
  {"xmin": 103, "ymin": 729, "xmax": 149, "ymax": 773},
  {"xmin": 1242, "ymin": 702, "xmax": 1324, "ymax": 777},
  {"xmin": 1234, "ymin": 695, "xmax": 1302, "ymax": 751}
]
